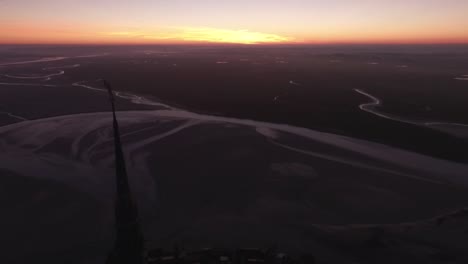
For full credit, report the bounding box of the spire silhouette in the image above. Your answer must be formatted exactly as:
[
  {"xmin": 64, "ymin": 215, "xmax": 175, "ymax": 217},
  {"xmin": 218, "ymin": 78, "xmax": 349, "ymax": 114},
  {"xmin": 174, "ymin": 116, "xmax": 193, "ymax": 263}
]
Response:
[{"xmin": 103, "ymin": 80, "xmax": 145, "ymax": 264}]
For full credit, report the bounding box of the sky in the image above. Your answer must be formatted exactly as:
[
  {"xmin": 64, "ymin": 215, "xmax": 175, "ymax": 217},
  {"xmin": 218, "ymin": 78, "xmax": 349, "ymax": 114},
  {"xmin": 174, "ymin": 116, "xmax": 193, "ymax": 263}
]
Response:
[{"xmin": 1, "ymin": 0, "xmax": 468, "ymax": 45}]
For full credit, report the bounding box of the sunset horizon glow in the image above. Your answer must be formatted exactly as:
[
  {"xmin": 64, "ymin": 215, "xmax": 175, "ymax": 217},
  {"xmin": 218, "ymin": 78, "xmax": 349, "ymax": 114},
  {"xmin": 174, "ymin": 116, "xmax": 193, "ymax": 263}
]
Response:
[{"xmin": 1, "ymin": 0, "xmax": 468, "ymax": 45}]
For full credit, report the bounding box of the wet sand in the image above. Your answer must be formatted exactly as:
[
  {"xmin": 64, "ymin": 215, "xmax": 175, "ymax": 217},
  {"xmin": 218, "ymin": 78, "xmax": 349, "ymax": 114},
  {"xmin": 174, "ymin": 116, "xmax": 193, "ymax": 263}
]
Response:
[{"xmin": 1, "ymin": 45, "xmax": 468, "ymax": 263}]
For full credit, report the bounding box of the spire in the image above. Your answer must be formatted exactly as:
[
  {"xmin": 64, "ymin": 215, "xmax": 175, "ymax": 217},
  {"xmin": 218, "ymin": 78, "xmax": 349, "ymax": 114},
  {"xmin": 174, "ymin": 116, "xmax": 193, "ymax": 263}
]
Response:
[{"xmin": 104, "ymin": 80, "xmax": 145, "ymax": 264}]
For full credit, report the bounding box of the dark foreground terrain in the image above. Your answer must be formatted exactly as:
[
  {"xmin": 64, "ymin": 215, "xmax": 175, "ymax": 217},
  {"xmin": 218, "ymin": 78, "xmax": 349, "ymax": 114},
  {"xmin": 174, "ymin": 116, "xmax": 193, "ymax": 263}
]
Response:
[{"xmin": 1, "ymin": 45, "xmax": 468, "ymax": 263}]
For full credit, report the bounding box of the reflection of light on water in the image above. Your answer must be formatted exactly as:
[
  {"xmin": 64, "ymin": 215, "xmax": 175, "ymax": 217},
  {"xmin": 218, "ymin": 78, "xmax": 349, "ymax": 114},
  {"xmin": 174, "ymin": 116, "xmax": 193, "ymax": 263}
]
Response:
[
  {"xmin": 3, "ymin": 107, "xmax": 468, "ymax": 187},
  {"xmin": 43, "ymin": 64, "xmax": 80, "ymax": 70},
  {"xmin": 0, "ymin": 57, "xmax": 67, "ymax": 66},
  {"xmin": 289, "ymin": 80, "xmax": 301, "ymax": 86},
  {"xmin": 355, "ymin": 89, "xmax": 468, "ymax": 137},
  {"xmin": 0, "ymin": 111, "xmax": 28, "ymax": 121},
  {"xmin": 4, "ymin": 70, "xmax": 64, "ymax": 81},
  {"xmin": 455, "ymin": 74, "xmax": 468, "ymax": 81},
  {"xmin": 256, "ymin": 127, "xmax": 279, "ymax": 139},
  {"xmin": 72, "ymin": 80, "xmax": 174, "ymax": 110},
  {"xmin": 0, "ymin": 82, "xmax": 57, "ymax": 87}
]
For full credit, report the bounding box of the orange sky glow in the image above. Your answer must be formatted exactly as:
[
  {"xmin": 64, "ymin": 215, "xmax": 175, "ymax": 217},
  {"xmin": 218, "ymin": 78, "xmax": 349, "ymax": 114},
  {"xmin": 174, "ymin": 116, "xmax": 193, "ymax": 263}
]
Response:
[{"xmin": 1, "ymin": 0, "xmax": 468, "ymax": 45}]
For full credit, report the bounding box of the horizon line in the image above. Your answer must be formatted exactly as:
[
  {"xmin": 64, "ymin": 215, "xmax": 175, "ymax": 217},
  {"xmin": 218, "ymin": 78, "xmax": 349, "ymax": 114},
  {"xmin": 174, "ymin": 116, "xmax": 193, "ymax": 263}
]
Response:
[{"xmin": 2, "ymin": 42, "xmax": 468, "ymax": 46}]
